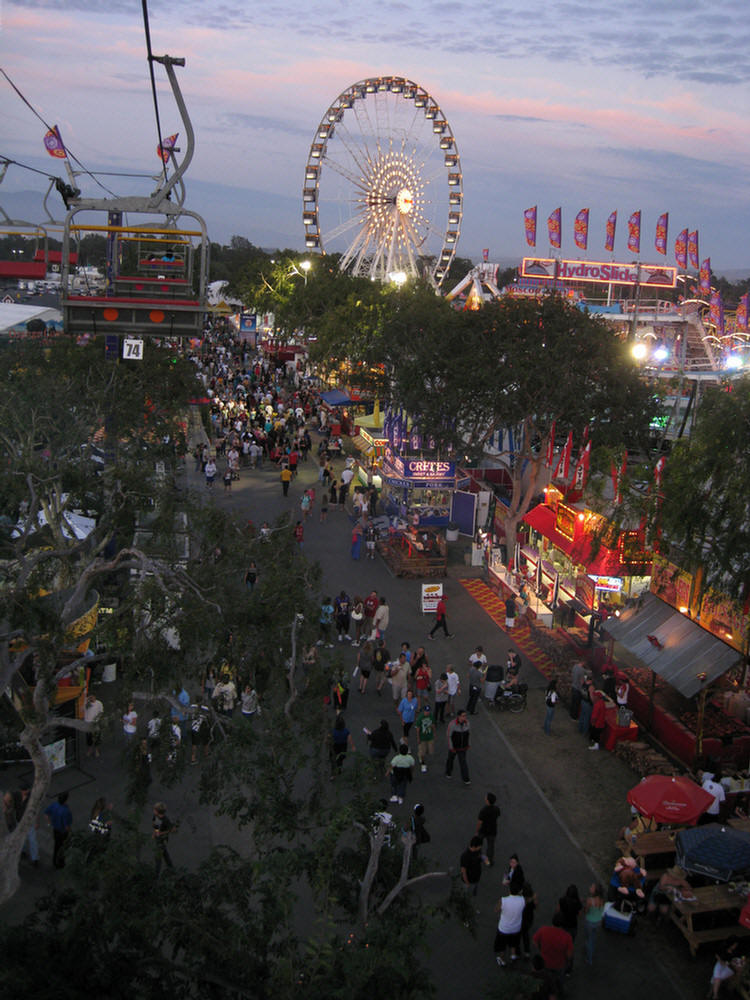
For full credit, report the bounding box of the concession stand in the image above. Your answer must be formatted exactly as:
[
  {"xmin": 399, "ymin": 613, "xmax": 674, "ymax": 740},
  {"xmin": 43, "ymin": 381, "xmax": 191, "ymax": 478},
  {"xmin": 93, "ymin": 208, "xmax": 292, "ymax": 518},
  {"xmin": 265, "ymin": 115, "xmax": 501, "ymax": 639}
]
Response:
[
  {"xmin": 487, "ymin": 485, "xmax": 651, "ymax": 632},
  {"xmin": 602, "ymin": 557, "xmax": 749, "ymax": 769},
  {"xmin": 380, "ymin": 452, "xmax": 464, "ymax": 527}
]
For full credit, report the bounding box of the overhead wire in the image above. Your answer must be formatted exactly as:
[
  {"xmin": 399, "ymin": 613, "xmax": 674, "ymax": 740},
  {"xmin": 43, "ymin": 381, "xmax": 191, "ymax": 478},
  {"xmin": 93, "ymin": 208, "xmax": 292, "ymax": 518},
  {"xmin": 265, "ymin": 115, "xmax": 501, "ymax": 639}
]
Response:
[
  {"xmin": 0, "ymin": 66, "xmax": 119, "ymax": 198},
  {"xmin": 141, "ymin": 0, "xmax": 169, "ymax": 190}
]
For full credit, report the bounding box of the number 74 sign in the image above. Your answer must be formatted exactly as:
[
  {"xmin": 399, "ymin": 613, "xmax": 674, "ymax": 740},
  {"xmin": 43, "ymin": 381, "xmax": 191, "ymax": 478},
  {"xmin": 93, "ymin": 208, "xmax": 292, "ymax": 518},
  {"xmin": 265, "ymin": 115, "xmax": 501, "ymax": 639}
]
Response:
[{"xmin": 123, "ymin": 338, "xmax": 144, "ymax": 360}]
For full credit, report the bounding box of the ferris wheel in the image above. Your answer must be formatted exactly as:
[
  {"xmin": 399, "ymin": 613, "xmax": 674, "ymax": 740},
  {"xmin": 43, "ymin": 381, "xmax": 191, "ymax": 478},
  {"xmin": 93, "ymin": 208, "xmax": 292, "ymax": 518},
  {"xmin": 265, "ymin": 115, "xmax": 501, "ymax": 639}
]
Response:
[{"xmin": 302, "ymin": 76, "xmax": 463, "ymax": 287}]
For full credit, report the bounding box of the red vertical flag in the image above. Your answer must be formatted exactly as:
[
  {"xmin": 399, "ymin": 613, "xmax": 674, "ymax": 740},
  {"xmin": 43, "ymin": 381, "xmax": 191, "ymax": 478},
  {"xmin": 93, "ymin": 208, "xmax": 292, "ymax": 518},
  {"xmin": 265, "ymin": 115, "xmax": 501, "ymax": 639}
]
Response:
[
  {"xmin": 524, "ymin": 206, "xmax": 537, "ymax": 247},
  {"xmin": 573, "ymin": 441, "xmax": 592, "ymax": 491},
  {"xmin": 655, "ymin": 213, "xmax": 668, "ymax": 255},
  {"xmin": 605, "ymin": 211, "xmax": 617, "ymax": 252},
  {"xmin": 627, "ymin": 211, "xmax": 641, "ymax": 254},
  {"xmin": 688, "ymin": 231, "xmax": 699, "ymax": 269},
  {"xmin": 674, "ymin": 228, "xmax": 688, "ymax": 269},
  {"xmin": 482, "ymin": 248, "xmax": 489, "ymax": 262},
  {"xmin": 552, "ymin": 431, "xmax": 573, "ymax": 480},
  {"xmin": 737, "ymin": 293, "xmax": 748, "ymax": 333},
  {"xmin": 546, "ymin": 421, "xmax": 556, "ymax": 468},
  {"xmin": 699, "ymin": 258, "xmax": 711, "ymax": 297},
  {"xmin": 547, "ymin": 207, "xmax": 561, "ymax": 249},
  {"xmin": 574, "ymin": 208, "xmax": 589, "ymax": 250}
]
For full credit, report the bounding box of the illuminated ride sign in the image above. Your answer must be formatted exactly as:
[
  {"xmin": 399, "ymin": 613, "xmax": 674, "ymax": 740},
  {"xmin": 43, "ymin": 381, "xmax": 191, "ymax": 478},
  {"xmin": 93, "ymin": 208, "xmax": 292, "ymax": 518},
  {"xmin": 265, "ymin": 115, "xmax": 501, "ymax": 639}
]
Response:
[
  {"xmin": 522, "ymin": 257, "xmax": 677, "ymax": 289},
  {"xmin": 588, "ymin": 575, "xmax": 623, "ymax": 592}
]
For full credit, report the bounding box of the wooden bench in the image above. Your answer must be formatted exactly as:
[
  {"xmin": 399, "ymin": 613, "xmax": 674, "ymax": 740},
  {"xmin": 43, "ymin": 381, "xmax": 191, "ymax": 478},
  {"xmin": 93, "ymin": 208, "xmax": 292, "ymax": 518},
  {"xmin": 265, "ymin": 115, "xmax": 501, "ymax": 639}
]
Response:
[{"xmin": 670, "ymin": 884, "xmax": 750, "ymax": 957}]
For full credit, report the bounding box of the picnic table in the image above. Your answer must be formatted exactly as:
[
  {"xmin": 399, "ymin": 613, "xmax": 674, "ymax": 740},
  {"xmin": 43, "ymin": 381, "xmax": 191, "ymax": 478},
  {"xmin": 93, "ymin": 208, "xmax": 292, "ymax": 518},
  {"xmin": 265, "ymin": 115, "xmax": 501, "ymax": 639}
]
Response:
[{"xmin": 670, "ymin": 883, "xmax": 750, "ymax": 956}]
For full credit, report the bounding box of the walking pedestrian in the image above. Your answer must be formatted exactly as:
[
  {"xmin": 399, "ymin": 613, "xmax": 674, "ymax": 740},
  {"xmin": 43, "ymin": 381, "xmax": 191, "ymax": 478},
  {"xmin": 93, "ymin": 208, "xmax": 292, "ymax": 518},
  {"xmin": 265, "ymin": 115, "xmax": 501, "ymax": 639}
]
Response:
[
  {"xmin": 293, "ymin": 520, "xmax": 304, "ymax": 550},
  {"xmin": 387, "ymin": 742, "xmax": 415, "ymax": 805},
  {"xmin": 244, "ymin": 560, "xmax": 258, "ymax": 592},
  {"xmin": 428, "ymin": 594, "xmax": 453, "ymax": 639},
  {"xmin": 445, "ymin": 664, "xmax": 460, "ymax": 717},
  {"xmin": 366, "ymin": 719, "xmax": 397, "ymax": 772},
  {"xmin": 372, "ymin": 638, "xmax": 391, "ymax": 695},
  {"xmin": 388, "ymin": 653, "xmax": 410, "ymax": 704},
  {"xmin": 533, "ymin": 915, "xmax": 573, "ymax": 998},
  {"xmin": 505, "ymin": 593, "xmax": 517, "ymax": 630},
  {"xmin": 356, "ymin": 639, "xmax": 373, "ymax": 694},
  {"xmin": 521, "ymin": 882, "xmax": 538, "ymax": 958},
  {"xmin": 476, "ymin": 792, "xmax": 501, "ymax": 866},
  {"xmin": 318, "ymin": 597, "xmax": 335, "ymax": 647},
  {"xmin": 350, "ymin": 523, "xmax": 363, "ymax": 560},
  {"xmin": 152, "ymin": 802, "xmax": 178, "ymax": 875},
  {"xmin": 588, "ymin": 688, "xmax": 607, "ymax": 750},
  {"xmin": 502, "ymin": 853, "xmax": 525, "ymax": 893},
  {"xmin": 280, "ymin": 465, "xmax": 292, "ymax": 496},
  {"xmin": 466, "ymin": 657, "xmax": 484, "ymax": 715},
  {"xmin": 365, "ymin": 521, "xmax": 377, "ymax": 559},
  {"xmin": 415, "ymin": 703, "xmax": 435, "ymax": 773},
  {"xmin": 204, "ymin": 456, "xmax": 217, "ymax": 488},
  {"xmin": 44, "ymin": 792, "xmax": 72, "ymax": 869},
  {"xmin": 84, "ymin": 693, "xmax": 104, "ymax": 758},
  {"xmin": 13, "ymin": 783, "xmax": 39, "ymax": 867},
  {"xmin": 494, "ymin": 884, "xmax": 526, "ymax": 965},
  {"xmin": 570, "ymin": 660, "xmax": 586, "ymax": 720},
  {"xmin": 543, "ymin": 679, "xmax": 558, "ymax": 735},
  {"xmin": 434, "ymin": 672, "xmax": 449, "ymax": 723},
  {"xmin": 445, "ymin": 708, "xmax": 471, "ymax": 784},
  {"xmin": 122, "ymin": 701, "xmax": 138, "ymax": 742},
  {"xmin": 414, "ymin": 650, "xmax": 432, "ymax": 708},
  {"xmin": 350, "ymin": 595, "xmax": 365, "ymax": 645},
  {"xmin": 460, "ymin": 835, "xmax": 487, "ymax": 897},
  {"xmin": 363, "ymin": 590, "xmax": 379, "ymax": 637},
  {"xmin": 410, "ymin": 803, "xmax": 430, "ymax": 860},
  {"xmin": 373, "ymin": 596, "xmax": 390, "ymax": 641},
  {"xmin": 397, "ymin": 688, "xmax": 418, "ymax": 740},
  {"xmin": 583, "ymin": 882, "xmax": 605, "ymax": 965},
  {"xmin": 329, "ymin": 715, "xmax": 355, "ymax": 775},
  {"xmin": 335, "ymin": 590, "xmax": 352, "ymax": 642},
  {"xmin": 578, "ymin": 675, "xmax": 593, "ymax": 736}
]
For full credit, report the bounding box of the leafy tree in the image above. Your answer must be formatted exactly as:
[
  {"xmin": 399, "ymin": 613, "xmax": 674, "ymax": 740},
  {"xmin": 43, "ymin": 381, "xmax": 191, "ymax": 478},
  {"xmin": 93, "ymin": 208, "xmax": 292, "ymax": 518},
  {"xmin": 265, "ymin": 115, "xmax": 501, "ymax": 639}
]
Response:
[
  {"xmin": 311, "ymin": 285, "xmax": 660, "ymax": 551},
  {"xmin": 0, "ymin": 338, "xmax": 323, "ymax": 904},
  {"xmin": 656, "ymin": 377, "xmax": 750, "ymax": 600}
]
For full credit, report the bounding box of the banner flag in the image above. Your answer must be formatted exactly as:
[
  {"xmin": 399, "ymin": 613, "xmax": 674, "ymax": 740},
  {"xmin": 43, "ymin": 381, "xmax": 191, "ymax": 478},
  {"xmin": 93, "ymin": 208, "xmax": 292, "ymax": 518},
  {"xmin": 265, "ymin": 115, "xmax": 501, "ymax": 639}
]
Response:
[
  {"xmin": 710, "ymin": 291, "xmax": 724, "ymax": 335},
  {"xmin": 737, "ymin": 293, "xmax": 748, "ymax": 333},
  {"xmin": 552, "ymin": 430, "xmax": 572, "ymax": 479},
  {"xmin": 43, "ymin": 125, "xmax": 67, "ymax": 159},
  {"xmin": 655, "ymin": 213, "xmax": 668, "ymax": 255},
  {"xmin": 674, "ymin": 228, "xmax": 688, "ymax": 269},
  {"xmin": 611, "ymin": 450, "xmax": 627, "ymax": 505},
  {"xmin": 157, "ymin": 133, "xmax": 179, "ymax": 163},
  {"xmin": 547, "ymin": 207, "xmax": 561, "ymax": 249},
  {"xmin": 524, "ymin": 206, "xmax": 537, "ymax": 247},
  {"xmin": 699, "ymin": 258, "xmax": 711, "ymax": 297},
  {"xmin": 546, "ymin": 421, "xmax": 556, "ymax": 468},
  {"xmin": 654, "ymin": 456, "xmax": 666, "ymax": 488},
  {"xmin": 627, "ymin": 211, "xmax": 641, "ymax": 254},
  {"xmin": 605, "ymin": 211, "xmax": 617, "ymax": 252},
  {"xmin": 482, "ymin": 248, "xmax": 489, "ymax": 262},
  {"xmin": 688, "ymin": 231, "xmax": 699, "ymax": 269},
  {"xmin": 573, "ymin": 440, "xmax": 591, "ymax": 491},
  {"xmin": 574, "ymin": 208, "xmax": 589, "ymax": 250}
]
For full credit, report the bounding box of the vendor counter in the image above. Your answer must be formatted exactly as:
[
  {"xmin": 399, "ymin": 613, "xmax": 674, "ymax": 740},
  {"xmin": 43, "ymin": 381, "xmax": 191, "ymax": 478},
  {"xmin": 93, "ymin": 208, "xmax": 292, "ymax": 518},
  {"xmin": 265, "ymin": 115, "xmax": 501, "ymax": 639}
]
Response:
[
  {"xmin": 603, "ymin": 706, "xmax": 639, "ymax": 752},
  {"xmin": 486, "ymin": 562, "xmax": 553, "ymax": 627}
]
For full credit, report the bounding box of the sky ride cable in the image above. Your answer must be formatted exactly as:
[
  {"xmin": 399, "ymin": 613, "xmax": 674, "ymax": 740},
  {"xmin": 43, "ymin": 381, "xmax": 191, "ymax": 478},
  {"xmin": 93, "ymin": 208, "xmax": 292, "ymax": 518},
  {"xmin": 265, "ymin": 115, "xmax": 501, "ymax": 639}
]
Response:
[
  {"xmin": 141, "ymin": 0, "xmax": 170, "ymax": 191},
  {"xmin": 0, "ymin": 67, "xmax": 118, "ymax": 199}
]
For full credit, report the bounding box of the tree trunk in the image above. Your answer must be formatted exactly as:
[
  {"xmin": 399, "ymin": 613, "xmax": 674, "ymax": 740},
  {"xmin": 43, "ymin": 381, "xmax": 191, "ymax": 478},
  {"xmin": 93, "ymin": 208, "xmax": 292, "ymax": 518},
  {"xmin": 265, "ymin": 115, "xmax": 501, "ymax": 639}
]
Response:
[{"xmin": 0, "ymin": 722, "xmax": 53, "ymax": 906}]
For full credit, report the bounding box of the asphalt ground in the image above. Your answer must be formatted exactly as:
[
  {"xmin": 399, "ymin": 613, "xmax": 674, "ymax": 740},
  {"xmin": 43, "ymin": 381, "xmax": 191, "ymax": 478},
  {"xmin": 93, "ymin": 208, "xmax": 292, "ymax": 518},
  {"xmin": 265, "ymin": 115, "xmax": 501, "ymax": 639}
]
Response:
[{"xmin": 0, "ymin": 423, "xmax": 712, "ymax": 999}]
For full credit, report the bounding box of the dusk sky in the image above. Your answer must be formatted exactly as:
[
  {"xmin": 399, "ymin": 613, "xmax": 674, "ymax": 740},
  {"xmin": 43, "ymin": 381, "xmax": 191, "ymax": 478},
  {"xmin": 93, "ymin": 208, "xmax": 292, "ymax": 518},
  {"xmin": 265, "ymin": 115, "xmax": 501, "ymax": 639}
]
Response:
[{"xmin": 2, "ymin": 0, "xmax": 749, "ymax": 276}]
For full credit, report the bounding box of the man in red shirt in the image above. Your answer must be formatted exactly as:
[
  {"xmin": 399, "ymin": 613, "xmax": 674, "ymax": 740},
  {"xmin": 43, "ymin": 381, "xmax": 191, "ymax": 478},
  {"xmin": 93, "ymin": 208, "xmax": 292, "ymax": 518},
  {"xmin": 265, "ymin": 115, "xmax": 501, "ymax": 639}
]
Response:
[
  {"xmin": 363, "ymin": 590, "xmax": 379, "ymax": 638},
  {"xmin": 428, "ymin": 595, "xmax": 453, "ymax": 640},
  {"xmin": 533, "ymin": 915, "xmax": 573, "ymax": 996}
]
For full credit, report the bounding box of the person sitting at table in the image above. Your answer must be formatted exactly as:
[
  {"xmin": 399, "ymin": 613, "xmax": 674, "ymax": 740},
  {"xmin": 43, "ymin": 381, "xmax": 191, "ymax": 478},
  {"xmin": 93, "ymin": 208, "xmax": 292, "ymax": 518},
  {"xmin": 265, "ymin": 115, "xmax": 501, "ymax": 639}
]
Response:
[
  {"xmin": 618, "ymin": 807, "xmax": 658, "ymax": 843},
  {"xmin": 609, "ymin": 856, "xmax": 646, "ymax": 906},
  {"xmin": 710, "ymin": 947, "xmax": 741, "ymax": 999},
  {"xmin": 647, "ymin": 865, "xmax": 695, "ymax": 923}
]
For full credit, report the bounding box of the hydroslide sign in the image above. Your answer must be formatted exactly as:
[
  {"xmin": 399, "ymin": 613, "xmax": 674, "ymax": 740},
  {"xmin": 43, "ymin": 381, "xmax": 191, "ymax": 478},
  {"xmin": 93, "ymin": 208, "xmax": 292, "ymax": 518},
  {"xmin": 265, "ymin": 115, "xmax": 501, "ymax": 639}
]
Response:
[{"xmin": 521, "ymin": 257, "xmax": 677, "ymax": 289}]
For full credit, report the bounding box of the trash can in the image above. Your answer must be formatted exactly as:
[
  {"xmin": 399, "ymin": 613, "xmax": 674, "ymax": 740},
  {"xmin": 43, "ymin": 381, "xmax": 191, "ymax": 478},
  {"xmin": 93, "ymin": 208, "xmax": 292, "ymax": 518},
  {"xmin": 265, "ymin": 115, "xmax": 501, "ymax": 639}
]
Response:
[
  {"xmin": 102, "ymin": 662, "xmax": 117, "ymax": 683},
  {"xmin": 446, "ymin": 522, "xmax": 459, "ymax": 542}
]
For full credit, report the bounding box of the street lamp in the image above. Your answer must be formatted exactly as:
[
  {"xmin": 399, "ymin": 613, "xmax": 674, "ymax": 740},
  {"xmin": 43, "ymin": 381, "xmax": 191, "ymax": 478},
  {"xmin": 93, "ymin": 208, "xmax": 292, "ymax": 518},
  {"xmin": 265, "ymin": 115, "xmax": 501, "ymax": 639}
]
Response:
[{"xmin": 290, "ymin": 259, "xmax": 312, "ymax": 285}]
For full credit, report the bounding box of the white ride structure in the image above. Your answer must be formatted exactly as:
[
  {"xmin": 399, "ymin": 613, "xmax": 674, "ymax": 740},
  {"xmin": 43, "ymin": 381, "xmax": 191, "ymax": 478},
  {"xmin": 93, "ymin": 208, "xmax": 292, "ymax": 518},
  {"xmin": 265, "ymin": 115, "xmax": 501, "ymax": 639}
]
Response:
[{"xmin": 303, "ymin": 76, "xmax": 462, "ymax": 287}]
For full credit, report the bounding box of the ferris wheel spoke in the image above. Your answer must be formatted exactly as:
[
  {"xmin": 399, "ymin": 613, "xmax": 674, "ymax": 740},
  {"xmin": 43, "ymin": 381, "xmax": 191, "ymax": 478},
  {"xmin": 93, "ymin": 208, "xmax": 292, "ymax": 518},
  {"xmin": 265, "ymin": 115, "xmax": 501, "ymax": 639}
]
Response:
[
  {"xmin": 339, "ymin": 220, "xmax": 374, "ymax": 272},
  {"xmin": 321, "ymin": 152, "xmax": 370, "ymax": 194},
  {"xmin": 320, "ymin": 212, "xmax": 370, "ymax": 245},
  {"xmin": 327, "ymin": 120, "xmax": 375, "ymax": 182}
]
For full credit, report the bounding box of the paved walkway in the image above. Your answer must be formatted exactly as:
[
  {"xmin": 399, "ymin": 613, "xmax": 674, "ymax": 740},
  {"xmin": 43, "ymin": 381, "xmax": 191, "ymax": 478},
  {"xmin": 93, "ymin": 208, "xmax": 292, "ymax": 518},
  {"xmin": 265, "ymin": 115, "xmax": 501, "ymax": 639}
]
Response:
[{"xmin": 0, "ymin": 421, "xmax": 710, "ymax": 999}]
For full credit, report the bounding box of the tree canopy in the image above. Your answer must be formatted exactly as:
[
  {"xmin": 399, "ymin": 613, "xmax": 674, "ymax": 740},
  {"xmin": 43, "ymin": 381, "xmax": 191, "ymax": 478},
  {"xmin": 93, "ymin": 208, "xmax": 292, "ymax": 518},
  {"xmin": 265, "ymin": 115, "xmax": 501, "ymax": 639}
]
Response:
[{"xmin": 657, "ymin": 377, "xmax": 750, "ymax": 601}]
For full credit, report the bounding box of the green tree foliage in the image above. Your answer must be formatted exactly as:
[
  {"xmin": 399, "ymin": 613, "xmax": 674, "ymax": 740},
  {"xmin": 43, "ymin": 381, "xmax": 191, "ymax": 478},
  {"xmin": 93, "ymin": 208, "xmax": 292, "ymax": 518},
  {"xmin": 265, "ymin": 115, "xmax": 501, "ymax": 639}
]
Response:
[{"xmin": 657, "ymin": 378, "xmax": 750, "ymax": 600}]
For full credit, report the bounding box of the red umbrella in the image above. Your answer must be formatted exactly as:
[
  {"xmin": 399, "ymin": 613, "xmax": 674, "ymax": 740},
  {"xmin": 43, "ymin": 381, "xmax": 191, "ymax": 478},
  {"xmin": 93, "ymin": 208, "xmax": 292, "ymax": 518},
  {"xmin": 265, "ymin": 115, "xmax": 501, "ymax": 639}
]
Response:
[{"xmin": 627, "ymin": 774, "xmax": 715, "ymax": 826}]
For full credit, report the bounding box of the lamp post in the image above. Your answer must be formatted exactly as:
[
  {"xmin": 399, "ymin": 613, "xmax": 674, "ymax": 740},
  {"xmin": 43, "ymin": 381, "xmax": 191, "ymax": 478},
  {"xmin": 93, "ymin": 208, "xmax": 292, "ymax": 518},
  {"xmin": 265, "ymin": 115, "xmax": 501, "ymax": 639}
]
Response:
[{"xmin": 289, "ymin": 259, "xmax": 311, "ymax": 286}]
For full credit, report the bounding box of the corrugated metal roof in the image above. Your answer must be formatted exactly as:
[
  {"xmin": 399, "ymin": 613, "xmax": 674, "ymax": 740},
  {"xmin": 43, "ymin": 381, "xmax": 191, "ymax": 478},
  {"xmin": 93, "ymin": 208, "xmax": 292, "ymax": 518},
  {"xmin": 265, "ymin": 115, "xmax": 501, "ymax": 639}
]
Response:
[{"xmin": 602, "ymin": 592, "xmax": 741, "ymax": 698}]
